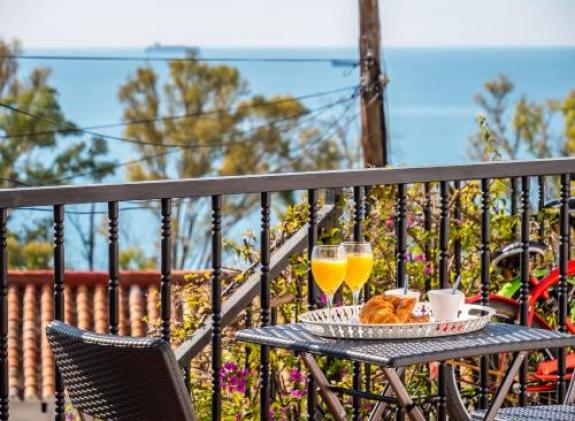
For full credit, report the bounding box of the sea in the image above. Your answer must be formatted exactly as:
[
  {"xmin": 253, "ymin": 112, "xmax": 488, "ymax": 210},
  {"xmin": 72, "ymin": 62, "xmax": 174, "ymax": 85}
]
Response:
[{"xmin": 10, "ymin": 47, "xmax": 575, "ymax": 268}]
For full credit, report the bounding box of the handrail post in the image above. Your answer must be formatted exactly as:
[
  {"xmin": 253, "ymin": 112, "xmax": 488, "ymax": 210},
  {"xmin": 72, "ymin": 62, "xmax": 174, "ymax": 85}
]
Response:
[
  {"xmin": 307, "ymin": 189, "xmax": 317, "ymax": 421},
  {"xmin": 352, "ymin": 186, "xmax": 363, "ymax": 421},
  {"xmin": 519, "ymin": 176, "xmax": 530, "ymax": 405},
  {"xmin": 53, "ymin": 205, "xmax": 65, "ymax": 421},
  {"xmin": 479, "ymin": 178, "xmax": 491, "ymax": 409},
  {"xmin": 438, "ymin": 181, "xmax": 449, "ymax": 421},
  {"xmin": 211, "ymin": 195, "xmax": 222, "ymax": 421},
  {"xmin": 160, "ymin": 198, "xmax": 172, "ymax": 342},
  {"xmin": 259, "ymin": 192, "xmax": 271, "ymax": 420},
  {"xmin": 108, "ymin": 202, "xmax": 119, "ymax": 335},
  {"xmin": 558, "ymin": 173, "xmax": 570, "ymax": 401},
  {"xmin": 0, "ymin": 209, "xmax": 8, "ymax": 421}
]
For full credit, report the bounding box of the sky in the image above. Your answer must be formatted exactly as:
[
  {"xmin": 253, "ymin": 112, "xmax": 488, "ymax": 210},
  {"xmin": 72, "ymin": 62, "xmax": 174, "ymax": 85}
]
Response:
[{"xmin": 0, "ymin": 0, "xmax": 574, "ymax": 48}]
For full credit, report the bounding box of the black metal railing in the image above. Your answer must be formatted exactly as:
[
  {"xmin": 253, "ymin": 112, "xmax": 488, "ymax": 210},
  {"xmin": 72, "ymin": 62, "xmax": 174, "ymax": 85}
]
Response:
[{"xmin": 0, "ymin": 157, "xmax": 574, "ymax": 421}]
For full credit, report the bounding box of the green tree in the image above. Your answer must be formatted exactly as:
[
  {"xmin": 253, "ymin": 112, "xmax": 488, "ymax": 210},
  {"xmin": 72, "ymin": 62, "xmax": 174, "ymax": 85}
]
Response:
[
  {"xmin": 0, "ymin": 39, "xmax": 117, "ymax": 268},
  {"xmin": 118, "ymin": 50, "xmax": 346, "ymax": 268},
  {"xmin": 469, "ymin": 74, "xmax": 573, "ymax": 161}
]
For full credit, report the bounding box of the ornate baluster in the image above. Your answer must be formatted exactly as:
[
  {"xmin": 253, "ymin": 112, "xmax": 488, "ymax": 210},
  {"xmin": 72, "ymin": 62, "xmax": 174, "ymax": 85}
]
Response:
[
  {"xmin": 160, "ymin": 199, "xmax": 171, "ymax": 342},
  {"xmin": 558, "ymin": 174, "xmax": 570, "ymax": 400},
  {"xmin": 352, "ymin": 187, "xmax": 363, "ymax": 421},
  {"xmin": 53, "ymin": 205, "xmax": 65, "ymax": 421},
  {"xmin": 260, "ymin": 192, "xmax": 271, "ymax": 420},
  {"xmin": 538, "ymin": 176, "xmax": 546, "ymax": 241},
  {"xmin": 423, "ymin": 183, "xmax": 432, "ymax": 291},
  {"xmin": 438, "ymin": 181, "xmax": 449, "ymax": 421},
  {"xmin": 363, "ymin": 185, "xmax": 372, "ymax": 300},
  {"xmin": 396, "ymin": 184, "xmax": 407, "ymax": 286},
  {"xmin": 395, "ymin": 184, "xmax": 407, "ymax": 421},
  {"xmin": 479, "ymin": 178, "xmax": 491, "ymax": 409},
  {"xmin": 307, "ymin": 189, "xmax": 317, "ymax": 421},
  {"xmin": 211, "ymin": 195, "xmax": 222, "ymax": 421},
  {"xmin": 108, "ymin": 202, "xmax": 119, "ymax": 335},
  {"xmin": 453, "ymin": 181, "xmax": 462, "ymax": 279},
  {"xmin": 519, "ymin": 176, "xmax": 530, "ymax": 405},
  {"xmin": 363, "ymin": 186, "xmax": 372, "ymax": 393},
  {"xmin": 0, "ymin": 209, "xmax": 8, "ymax": 421}
]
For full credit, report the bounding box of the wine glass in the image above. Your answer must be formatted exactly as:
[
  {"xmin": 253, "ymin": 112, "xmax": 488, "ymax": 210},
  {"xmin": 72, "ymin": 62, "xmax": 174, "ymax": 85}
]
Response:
[
  {"xmin": 311, "ymin": 245, "xmax": 347, "ymax": 313},
  {"xmin": 342, "ymin": 241, "xmax": 374, "ymax": 307}
]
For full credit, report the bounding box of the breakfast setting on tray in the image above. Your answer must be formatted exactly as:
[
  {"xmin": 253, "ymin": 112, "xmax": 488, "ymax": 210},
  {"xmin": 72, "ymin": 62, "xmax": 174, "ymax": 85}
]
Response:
[{"xmin": 299, "ymin": 241, "xmax": 495, "ymax": 340}]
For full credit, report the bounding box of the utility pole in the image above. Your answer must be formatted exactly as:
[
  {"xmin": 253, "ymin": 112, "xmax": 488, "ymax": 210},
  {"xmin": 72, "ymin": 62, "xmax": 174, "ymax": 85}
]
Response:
[{"xmin": 358, "ymin": 0, "xmax": 388, "ymax": 167}]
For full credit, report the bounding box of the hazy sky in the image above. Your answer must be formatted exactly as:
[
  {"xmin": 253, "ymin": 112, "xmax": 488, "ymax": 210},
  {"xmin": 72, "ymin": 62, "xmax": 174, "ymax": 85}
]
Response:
[{"xmin": 1, "ymin": 0, "xmax": 574, "ymax": 48}]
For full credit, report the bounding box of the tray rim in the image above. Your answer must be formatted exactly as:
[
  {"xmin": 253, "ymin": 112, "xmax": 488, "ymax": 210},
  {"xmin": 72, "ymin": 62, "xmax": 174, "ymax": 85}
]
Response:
[{"xmin": 299, "ymin": 303, "xmax": 496, "ymax": 328}]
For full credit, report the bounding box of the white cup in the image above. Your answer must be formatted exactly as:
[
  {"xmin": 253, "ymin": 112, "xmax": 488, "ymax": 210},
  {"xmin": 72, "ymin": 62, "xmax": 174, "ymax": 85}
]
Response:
[
  {"xmin": 384, "ymin": 288, "xmax": 421, "ymax": 304},
  {"xmin": 428, "ymin": 289, "xmax": 465, "ymax": 321}
]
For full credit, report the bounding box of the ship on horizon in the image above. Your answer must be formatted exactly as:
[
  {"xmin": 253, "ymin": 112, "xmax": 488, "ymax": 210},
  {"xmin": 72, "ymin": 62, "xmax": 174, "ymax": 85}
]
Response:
[{"xmin": 145, "ymin": 42, "xmax": 197, "ymax": 53}]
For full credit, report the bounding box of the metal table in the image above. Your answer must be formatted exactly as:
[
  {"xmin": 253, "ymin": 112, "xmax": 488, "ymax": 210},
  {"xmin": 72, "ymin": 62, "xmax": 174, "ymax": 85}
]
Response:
[{"xmin": 236, "ymin": 323, "xmax": 575, "ymax": 421}]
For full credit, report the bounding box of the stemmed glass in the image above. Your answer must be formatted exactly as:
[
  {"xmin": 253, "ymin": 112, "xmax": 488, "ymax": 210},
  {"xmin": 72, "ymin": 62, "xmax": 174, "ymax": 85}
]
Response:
[
  {"xmin": 311, "ymin": 245, "xmax": 347, "ymax": 313},
  {"xmin": 342, "ymin": 241, "xmax": 374, "ymax": 307}
]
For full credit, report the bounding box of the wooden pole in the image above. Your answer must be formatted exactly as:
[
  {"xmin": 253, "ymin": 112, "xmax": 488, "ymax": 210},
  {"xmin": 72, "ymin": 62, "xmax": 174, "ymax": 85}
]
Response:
[{"xmin": 359, "ymin": 0, "xmax": 388, "ymax": 167}]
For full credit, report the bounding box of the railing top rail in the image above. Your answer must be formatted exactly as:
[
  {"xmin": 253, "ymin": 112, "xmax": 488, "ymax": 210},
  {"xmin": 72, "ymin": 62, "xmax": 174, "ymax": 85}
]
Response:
[{"xmin": 1, "ymin": 157, "xmax": 574, "ymax": 208}]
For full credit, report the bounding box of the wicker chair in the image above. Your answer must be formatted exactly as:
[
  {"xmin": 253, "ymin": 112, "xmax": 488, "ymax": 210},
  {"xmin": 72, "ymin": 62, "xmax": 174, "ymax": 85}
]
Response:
[{"xmin": 46, "ymin": 321, "xmax": 197, "ymax": 421}]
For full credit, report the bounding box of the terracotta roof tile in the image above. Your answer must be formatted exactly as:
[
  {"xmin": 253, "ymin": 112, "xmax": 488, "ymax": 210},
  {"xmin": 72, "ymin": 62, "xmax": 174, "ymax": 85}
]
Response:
[
  {"xmin": 93, "ymin": 284, "xmax": 107, "ymax": 334},
  {"xmin": 118, "ymin": 285, "xmax": 129, "ymax": 337},
  {"xmin": 40, "ymin": 283, "xmax": 54, "ymax": 400},
  {"xmin": 146, "ymin": 285, "xmax": 160, "ymax": 333},
  {"xmin": 129, "ymin": 286, "xmax": 145, "ymax": 337},
  {"xmin": 76, "ymin": 285, "xmax": 91, "ymax": 331},
  {"xmin": 64, "ymin": 286, "xmax": 74, "ymax": 326},
  {"xmin": 6, "ymin": 270, "xmax": 197, "ymax": 403},
  {"xmin": 8, "ymin": 285, "xmax": 20, "ymax": 398},
  {"xmin": 22, "ymin": 285, "xmax": 38, "ymax": 400}
]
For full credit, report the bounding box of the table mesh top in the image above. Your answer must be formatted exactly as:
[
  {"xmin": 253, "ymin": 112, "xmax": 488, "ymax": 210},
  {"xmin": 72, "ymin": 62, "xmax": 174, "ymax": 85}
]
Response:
[
  {"xmin": 235, "ymin": 323, "xmax": 575, "ymax": 368},
  {"xmin": 471, "ymin": 404, "xmax": 575, "ymax": 421}
]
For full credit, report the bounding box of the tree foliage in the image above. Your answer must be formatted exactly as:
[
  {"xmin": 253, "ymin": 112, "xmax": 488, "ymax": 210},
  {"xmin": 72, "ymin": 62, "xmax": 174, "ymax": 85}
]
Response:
[
  {"xmin": 0, "ymin": 39, "xmax": 117, "ymax": 268},
  {"xmin": 118, "ymin": 50, "xmax": 347, "ymax": 268},
  {"xmin": 469, "ymin": 74, "xmax": 575, "ymax": 161}
]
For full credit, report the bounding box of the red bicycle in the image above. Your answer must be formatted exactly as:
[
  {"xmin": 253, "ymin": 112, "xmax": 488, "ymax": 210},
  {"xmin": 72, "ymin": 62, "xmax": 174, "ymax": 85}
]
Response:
[{"xmin": 465, "ymin": 199, "xmax": 575, "ymax": 395}]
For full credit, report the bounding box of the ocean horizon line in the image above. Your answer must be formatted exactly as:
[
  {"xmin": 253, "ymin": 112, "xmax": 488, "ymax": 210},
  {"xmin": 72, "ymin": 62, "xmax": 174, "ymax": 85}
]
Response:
[{"xmin": 21, "ymin": 45, "xmax": 575, "ymax": 51}]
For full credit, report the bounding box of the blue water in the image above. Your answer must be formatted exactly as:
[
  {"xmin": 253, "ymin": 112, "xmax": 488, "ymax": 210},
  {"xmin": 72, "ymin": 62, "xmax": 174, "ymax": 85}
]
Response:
[{"xmin": 11, "ymin": 47, "xmax": 575, "ymax": 268}]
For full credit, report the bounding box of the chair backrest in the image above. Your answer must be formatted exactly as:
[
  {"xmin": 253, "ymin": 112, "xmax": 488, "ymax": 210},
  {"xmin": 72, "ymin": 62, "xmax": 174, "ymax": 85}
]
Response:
[{"xmin": 46, "ymin": 321, "xmax": 197, "ymax": 421}]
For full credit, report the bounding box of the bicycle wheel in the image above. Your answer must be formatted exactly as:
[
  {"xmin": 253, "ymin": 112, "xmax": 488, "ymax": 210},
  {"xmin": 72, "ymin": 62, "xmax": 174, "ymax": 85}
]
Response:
[{"xmin": 452, "ymin": 295, "xmax": 560, "ymax": 408}]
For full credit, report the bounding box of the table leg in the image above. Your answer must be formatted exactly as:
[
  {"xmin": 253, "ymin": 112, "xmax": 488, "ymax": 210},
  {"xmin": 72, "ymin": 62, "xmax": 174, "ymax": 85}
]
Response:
[
  {"xmin": 368, "ymin": 368, "xmax": 404, "ymax": 421},
  {"xmin": 481, "ymin": 351, "xmax": 527, "ymax": 421},
  {"xmin": 300, "ymin": 353, "xmax": 348, "ymax": 421},
  {"xmin": 565, "ymin": 366, "xmax": 575, "ymax": 404},
  {"xmin": 381, "ymin": 368, "xmax": 426, "ymax": 421}
]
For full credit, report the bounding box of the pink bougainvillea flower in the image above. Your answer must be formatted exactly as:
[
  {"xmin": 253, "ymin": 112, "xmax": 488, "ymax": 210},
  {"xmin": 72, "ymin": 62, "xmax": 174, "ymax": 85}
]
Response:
[{"xmin": 289, "ymin": 368, "xmax": 303, "ymax": 383}]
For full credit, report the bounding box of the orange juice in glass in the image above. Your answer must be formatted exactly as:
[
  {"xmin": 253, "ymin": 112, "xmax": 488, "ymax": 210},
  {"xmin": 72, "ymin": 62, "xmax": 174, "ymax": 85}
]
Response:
[
  {"xmin": 342, "ymin": 241, "xmax": 374, "ymax": 306},
  {"xmin": 311, "ymin": 245, "xmax": 347, "ymax": 311}
]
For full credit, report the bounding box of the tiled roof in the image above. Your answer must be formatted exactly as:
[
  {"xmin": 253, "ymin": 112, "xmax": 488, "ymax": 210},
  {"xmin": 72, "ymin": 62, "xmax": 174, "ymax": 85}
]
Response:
[{"xmin": 6, "ymin": 270, "xmax": 197, "ymax": 402}]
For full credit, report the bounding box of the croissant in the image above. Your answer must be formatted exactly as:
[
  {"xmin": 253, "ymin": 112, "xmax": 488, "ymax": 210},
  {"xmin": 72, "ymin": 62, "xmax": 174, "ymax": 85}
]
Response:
[
  {"xmin": 407, "ymin": 313, "xmax": 430, "ymax": 323},
  {"xmin": 359, "ymin": 294, "xmax": 423, "ymax": 324},
  {"xmin": 395, "ymin": 297, "xmax": 416, "ymax": 323}
]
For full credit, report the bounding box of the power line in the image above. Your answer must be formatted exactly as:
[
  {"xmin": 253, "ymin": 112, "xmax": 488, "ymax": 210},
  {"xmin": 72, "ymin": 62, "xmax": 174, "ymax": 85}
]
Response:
[
  {"xmin": 0, "ymin": 91, "xmax": 359, "ymax": 187},
  {"xmin": 0, "ymin": 87, "xmax": 359, "ymax": 149},
  {"xmin": 0, "ymin": 85, "xmax": 357, "ymax": 140},
  {"xmin": 0, "ymin": 89, "xmax": 356, "ymax": 146},
  {"xmin": 56, "ymin": 93, "xmax": 358, "ymax": 182},
  {"xmin": 2, "ymin": 54, "xmax": 360, "ymax": 65},
  {"xmin": 281, "ymin": 97, "xmax": 360, "ymax": 168}
]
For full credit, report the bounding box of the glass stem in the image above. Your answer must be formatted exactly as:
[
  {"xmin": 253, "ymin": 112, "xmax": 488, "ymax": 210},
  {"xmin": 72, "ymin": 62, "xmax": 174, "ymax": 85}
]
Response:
[
  {"xmin": 352, "ymin": 290, "xmax": 361, "ymax": 307},
  {"xmin": 326, "ymin": 294, "xmax": 334, "ymax": 321}
]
